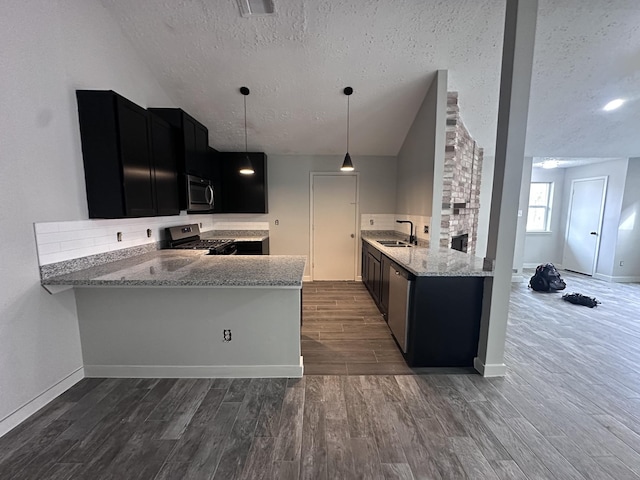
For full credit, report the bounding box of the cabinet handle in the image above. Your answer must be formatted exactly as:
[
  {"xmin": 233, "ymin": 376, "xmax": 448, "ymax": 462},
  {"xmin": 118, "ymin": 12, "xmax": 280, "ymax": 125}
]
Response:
[{"xmin": 205, "ymin": 185, "xmax": 215, "ymax": 206}]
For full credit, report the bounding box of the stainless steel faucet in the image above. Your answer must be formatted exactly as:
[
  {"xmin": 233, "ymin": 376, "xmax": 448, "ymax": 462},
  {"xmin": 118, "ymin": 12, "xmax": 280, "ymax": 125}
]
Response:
[{"xmin": 396, "ymin": 220, "xmax": 416, "ymax": 245}]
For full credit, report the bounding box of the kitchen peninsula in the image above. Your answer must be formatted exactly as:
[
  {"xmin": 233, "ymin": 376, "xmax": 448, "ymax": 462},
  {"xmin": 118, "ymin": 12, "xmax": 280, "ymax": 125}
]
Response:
[{"xmin": 41, "ymin": 251, "xmax": 306, "ymax": 378}]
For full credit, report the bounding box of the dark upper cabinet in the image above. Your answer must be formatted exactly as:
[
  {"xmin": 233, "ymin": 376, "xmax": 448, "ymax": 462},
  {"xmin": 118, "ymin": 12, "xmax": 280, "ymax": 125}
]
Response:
[
  {"xmin": 148, "ymin": 108, "xmax": 210, "ymax": 179},
  {"xmin": 77, "ymin": 90, "xmax": 179, "ymax": 218},
  {"xmin": 149, "ymin": 113, "xmax": 180, "ymax": 216},
  {"xmin": 220, "ymin": 152, "xmax": 268, "ymax": 214}
]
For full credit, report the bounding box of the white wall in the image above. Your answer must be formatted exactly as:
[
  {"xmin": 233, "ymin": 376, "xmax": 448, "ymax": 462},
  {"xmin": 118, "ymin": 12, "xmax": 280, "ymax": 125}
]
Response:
[
  {"xmin": 611, "ymin": 157, "xmax": 640, "ymax": 280},
  {"xmin": 0, "ymin": 0, "xmax": 175, "ymax": 435},
  {"xmin": 511, "ymin": 157, "xmax": 533, "ymax": 278},
  {"xmin": 395, "ymin": 71, "xmax": 447, "ymax": 227},
  {"xmin": 559, "ymin": 159, "xmax": 628, "ymax": 277},
  {"xmin": 266, "ymin": 155, "xmax": 397, "ymax": 277},
  {"xmin": 522, "ymin": 166, "xmax": 566, "ymax": 266},
  {"xmin": 476, "ymin": 155, "xmax": 494, "ymax": 259}
]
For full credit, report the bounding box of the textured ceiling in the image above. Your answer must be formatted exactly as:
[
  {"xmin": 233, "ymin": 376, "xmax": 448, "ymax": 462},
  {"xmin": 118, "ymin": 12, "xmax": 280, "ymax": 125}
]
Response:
[
  {"xmin": 532, "ymin": 157, "xmax": 625, "ymax": 169},
  {"xmin": 100, "ymin": 0, "xmax": 640, "ymax": 158}
]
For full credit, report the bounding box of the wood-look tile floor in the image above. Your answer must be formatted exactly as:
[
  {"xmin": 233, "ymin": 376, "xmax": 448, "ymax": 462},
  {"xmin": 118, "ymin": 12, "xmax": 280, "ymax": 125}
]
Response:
[
  {"xmin": 301, "ymin": 281, "xmax": 413, "ymax": 375},
  {"xmin": 2, "ymin": 271, "xmax": 640, "ymax": 479}
]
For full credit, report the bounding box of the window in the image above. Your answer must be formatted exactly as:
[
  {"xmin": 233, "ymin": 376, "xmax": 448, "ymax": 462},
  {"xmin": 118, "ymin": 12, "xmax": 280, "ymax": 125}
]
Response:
[{"xmin": 527, "ymin": 182, "xmax": 553, "ymax": 232}]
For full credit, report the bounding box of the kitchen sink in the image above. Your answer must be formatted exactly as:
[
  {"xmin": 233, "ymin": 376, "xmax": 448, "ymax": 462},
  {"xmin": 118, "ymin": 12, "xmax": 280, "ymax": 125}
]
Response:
[{"xmin": 377, "ymin": 240, "xmax": 412, "ymax": 247}]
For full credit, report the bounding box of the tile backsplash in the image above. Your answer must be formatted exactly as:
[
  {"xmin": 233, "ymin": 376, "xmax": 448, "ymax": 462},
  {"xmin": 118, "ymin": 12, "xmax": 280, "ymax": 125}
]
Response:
[
  {"xmin": 360, "ymin": 214, "xmax": 431, "ymax": 240},
  {"xmin": 34, "ymin": 213, "xmax": 269, "ymax": 266}
]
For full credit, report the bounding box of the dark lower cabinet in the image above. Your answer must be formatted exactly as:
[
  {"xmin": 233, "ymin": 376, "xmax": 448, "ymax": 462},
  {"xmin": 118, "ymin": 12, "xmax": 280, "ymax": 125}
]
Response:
[
  {"xmin": 236, "ymin": 238, "xmax": 270, "ymax": 255},
  {"xmin": 362, "ymin": 241, "xmax": 383, "ymax": 308},
  {"xmin": 76, "ymin": 90, "xmax": 179, "ymax": 218},
  {"xmin": 220, "ymin": 152, "xmax": 268, "ymax": 213},
  {"xmin": 380, "ymin": 254, "xmax": 391, "ymax": 316},
  {"xmin": 406, "ymin": 276, "xmax": 484, "ymax": 367},
  {"xmin": 362, "ymin": 240, "xmax": 485, "ymax": 367}
]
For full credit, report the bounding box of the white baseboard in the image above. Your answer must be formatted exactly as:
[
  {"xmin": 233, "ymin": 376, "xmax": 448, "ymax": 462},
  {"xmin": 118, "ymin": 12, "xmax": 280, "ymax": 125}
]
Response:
[
  {"xmin": 512, "ymin": 274, "xmax": 524, "ymax": 283},
  {"xmin": 84, "ymin": 361, "xmax": 304, "ymax": 379},
  {"xmin": 303, "ymin": 276, "xmax": 363, "ymax": 282},
  {"xmin": 0, "ymin": 367, "xmax": 84, "ymax": 438},
  {"xmin": 593, "ymin": 273, "xmax": 640, "ymax": 283},
  {"xmin": 473, "ymin": 357, "xmax": 507, "ymax": 377}
]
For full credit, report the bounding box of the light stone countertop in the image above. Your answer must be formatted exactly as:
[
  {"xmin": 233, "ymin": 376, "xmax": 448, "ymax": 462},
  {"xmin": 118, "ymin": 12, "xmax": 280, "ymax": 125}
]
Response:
[
  {"xmin": 41, "ymin": 250, "xmax": 306, "ymax": 288},
  {"xmin": 201, "ymin": 230, "xmax": 269, "ymax": 242},
  {"xmin": 361, "ymin": 232, "xmax": 493, "ymax": 277}
]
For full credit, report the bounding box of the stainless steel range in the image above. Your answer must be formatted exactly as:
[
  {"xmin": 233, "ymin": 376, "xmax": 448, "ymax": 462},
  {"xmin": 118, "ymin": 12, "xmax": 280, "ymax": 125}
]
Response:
[{"xmin": 166, "ymin": 224, "xmax": 237, "ymax": 255}]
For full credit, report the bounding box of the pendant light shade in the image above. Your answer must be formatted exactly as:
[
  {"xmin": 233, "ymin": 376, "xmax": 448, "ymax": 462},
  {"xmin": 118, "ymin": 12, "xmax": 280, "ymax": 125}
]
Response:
[
  {"xmin": 340, "ymin": 86, "xmax": 355, "ymax": 172},
  {"xmin": 239, "ymin": 86, "xmax": 254, "ymax": 175},
  {"xmin": 341, "ymin": 152, "xmax": 354, "ymax": 171}
]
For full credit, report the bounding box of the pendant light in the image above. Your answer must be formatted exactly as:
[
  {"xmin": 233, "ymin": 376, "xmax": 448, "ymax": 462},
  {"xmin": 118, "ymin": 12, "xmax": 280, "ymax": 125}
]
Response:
[
  {"xmin": 239, "ymin": 86, "xmax": 254, "ymax": 175},
  {"xmin": 340, "ymin": 86, "xmax": 355, "ymax": 172}
]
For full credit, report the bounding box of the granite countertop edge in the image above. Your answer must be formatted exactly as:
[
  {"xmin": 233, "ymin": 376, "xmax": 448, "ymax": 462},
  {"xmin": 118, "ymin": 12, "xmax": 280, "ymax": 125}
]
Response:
[
  {"xmin": 361, "ymin": 233, "xmax": 493, "ymax": 277},
  {"xmin": 41, "ymin": 250, "xmax": 307, "ymax": 288}
]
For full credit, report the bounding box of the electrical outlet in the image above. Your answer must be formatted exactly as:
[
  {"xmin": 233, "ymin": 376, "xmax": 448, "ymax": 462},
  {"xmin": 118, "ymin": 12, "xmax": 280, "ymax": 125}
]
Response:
[
  {"xmin": 146, "ymin": 229, "xmax": 152, "ymax": 238},
  {"xmin": 423, "ymin": 226, "xmax": 429, "ymax": 234},
  {"xmin": 275, "ymin": 219, "xmax": 279, "ymax": 225},
  {"xmin": 370, "ymin": 219, "xmax": 374, "ymax": 225},
  {"xmin": 620, "ymin": 261, "xmax": 624, "ymax": 267},
  {"xmin": 223, "ymin": 329, "xmax": 232, "ymax": 342},
  {"xmin": 117, "ymin": 232, "xmax": 122, "ymax": 242}
]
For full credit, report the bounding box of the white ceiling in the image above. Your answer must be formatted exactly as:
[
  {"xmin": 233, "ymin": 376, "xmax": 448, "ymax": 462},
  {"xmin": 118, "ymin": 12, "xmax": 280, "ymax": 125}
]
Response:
[
  {"xmin": 100, "ymin": 0, "xmax": 640, "ymax": 159},
  {"xmin": 532, "ymin": 157, "xmax": 625, "ymax": 169}
]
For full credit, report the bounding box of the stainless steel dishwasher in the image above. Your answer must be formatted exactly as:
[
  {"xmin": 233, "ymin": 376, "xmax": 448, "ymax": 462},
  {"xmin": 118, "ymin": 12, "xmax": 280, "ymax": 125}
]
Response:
[{"xmin": 388, "ymin": 264, "xmax": 412, "ymax": 353}]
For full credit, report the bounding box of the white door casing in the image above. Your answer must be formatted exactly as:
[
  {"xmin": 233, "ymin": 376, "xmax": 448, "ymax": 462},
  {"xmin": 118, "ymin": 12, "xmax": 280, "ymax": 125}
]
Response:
[
  {"xmin": 562, "ymin": 176, "xmax": 608, "ymax": 276},
  {"xmin": 311, "ymin": 173, "xmax": 358, "ymax": 280}
]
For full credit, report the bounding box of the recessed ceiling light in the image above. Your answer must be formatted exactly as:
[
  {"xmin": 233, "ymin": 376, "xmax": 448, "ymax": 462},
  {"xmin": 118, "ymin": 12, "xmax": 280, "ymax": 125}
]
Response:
[
  {"xmin": 603, "ymin": 98, "xmax": 625, "ymax": 111},
  {"xmin": 237, "ymin": 0, "xmax": 275, "ymax": 17}
]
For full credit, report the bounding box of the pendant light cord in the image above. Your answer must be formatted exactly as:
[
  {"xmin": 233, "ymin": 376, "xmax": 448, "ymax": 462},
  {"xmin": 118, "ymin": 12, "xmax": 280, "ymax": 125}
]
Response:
[
  {"xmin": 346, "ymin": 94, "xmax": 350, "ymax": 152},
  {"xmin": 244, "ymin": 95, "xmax": 248, "ymax": 153}
]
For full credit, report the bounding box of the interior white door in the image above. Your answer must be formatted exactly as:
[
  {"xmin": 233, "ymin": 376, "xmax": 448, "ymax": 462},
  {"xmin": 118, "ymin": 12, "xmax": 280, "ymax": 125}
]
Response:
[
  {"xmin": 312, "ymin": 174, "xmax": 357, "ymax": 280},
  {"xmin": 562, "ymin": 177, "xmax": 607, "ymax": 275}
]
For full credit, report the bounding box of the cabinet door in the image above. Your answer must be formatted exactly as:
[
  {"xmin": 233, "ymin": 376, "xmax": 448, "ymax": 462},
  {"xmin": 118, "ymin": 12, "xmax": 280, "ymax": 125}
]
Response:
[
  {"xmin": 371, "ymin": 253, "xmax": 381, "ymax": 303},
  {"xmin": 236, "ymin": 241, "xmax": 263, "ymax": 255},
  {"xmin": 221, "ymin": 153, "xmax": 268, "ymax": 213},
  {"xmin": 380, "ymin": 255, "xmax": 391, "ymax": 315},
  {"xmin": 182, "ymin": 116, "xmax": 198, "ymax": 175},
  {"xmin": 361, "ymin": 242, "xmax": 369, "ymax": 286},
  {"xmin": 149, "ymin": 114, "xmax": 180, "ymax": 216},
  {"xmin": 116, "ymin": 98, "xmax": 155, "ymax": 217},
  {"xmin": 366, "ymin": 251, "xmax": 381, "ymax": 304}
]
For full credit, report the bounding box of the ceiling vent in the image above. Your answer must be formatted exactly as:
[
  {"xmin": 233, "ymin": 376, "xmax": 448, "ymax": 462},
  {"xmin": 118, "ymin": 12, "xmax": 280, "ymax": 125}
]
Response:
[{"xmin": 237, "ymin": 0, "xmax": 275, "ymax": 17}]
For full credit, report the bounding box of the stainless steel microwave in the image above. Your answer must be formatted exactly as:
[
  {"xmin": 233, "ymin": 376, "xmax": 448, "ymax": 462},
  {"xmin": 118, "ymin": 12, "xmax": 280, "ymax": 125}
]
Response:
[{"xmin": 185, "ymin": 174, "xmax": 215, "ymax": 213}]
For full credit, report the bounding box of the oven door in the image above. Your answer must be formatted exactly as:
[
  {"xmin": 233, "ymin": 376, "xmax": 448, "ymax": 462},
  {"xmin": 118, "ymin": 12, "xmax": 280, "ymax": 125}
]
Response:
[{"xmin": 185, "ymin": 174, "xmax": 215, "ymax": 213}]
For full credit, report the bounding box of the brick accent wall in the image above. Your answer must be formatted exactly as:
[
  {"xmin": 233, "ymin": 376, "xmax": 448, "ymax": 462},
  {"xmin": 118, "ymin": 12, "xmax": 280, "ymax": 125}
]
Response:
[{"xmin": 441, "ymin": 92, "xmax": 484, "ymax": 254}]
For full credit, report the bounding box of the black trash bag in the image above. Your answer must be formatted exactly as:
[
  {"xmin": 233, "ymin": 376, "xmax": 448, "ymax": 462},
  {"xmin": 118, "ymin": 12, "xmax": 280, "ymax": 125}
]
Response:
[
  {"xmin": 529, "ymin": 263, "xmax": 566, "ymax": 292},
  {"xmin": 562, "ymin": 293, "xmax": 601, "ymax": 308}
]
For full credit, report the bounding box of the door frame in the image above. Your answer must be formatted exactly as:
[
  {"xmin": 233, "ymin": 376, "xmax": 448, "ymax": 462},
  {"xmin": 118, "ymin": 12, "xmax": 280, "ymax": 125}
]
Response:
[
  {"xmin": 563, "ymin": 175, "xmax": 608, "ymax": 276},
  {"xmin": 309, "ymin": 172, "xmax": 360, "ymax": 281}
]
